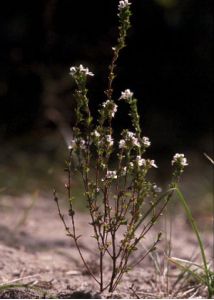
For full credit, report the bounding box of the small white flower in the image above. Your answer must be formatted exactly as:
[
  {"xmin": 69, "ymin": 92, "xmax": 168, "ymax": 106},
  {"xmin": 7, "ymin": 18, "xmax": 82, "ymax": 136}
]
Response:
[
  {"xmin": 121, "ymin": 166, "xmax": 127, "ymax": 176},
  {"xmin": 147, "ymin": 159, "xmax": 158, "ymax": 168},
  {"xmin": 79, "ymin": 64, "xmax": 94, "ymax": 76},
  {"xmin": 136, "ymin": 156, "xmax": 146, "ymax": 167},
  {"xmin": 111, "ymin": 103, "xmax": 118, "ymax": 117},
  {"xmin": 142, "ymin": 136, "xmax": 151, "ymax": 148},
  {"xmin": 69, "ymin": 64, "xmax": 94, "ymax": 77},
  {"xmin": 153, "ymin": 185, "xmax": 162, "ymax": 193},
  {"xmin": 68, "ymin": 139, "xmax": 77, "ymax": 150},
  {"xmin": 119, "ymin": 89, "xmax": 133, "ymax": 101},
  {"xmin": 172, "ymin": 153, "xmax": 188, "ymax": 167},
  {"xmin": 106, "ymin": 135, "xmax": 114, "ymax": 147},
  {"xmin": 79, "ymin": 139, "xmax": 86, "ymax": 149},
  {"xmin": 102, "ymin": 100, "xmax": 118, "ymax": 118},
  {"xmin": 101, "ymin": 163, "xmax": 106, "ymax": 169},
  {"xmin": 126, "ymin": 131, "xmax": 135, "ymax": 138},
  {"xmin": 118, "ymin": 0, "xmax": 131, "ymax": 11},
  {"xmin": 129, "ymin": 162, "xmax": 134, "ymax": 168},
  {"xmin": 106, "ymin": 170, "xmax": 117, "ymax": 179},
  {"xmin": 119, "ymin": 139, "xmax": 126, "ymax": 149},
  {"xmin": 69, "ymin": 66, "xmax": 77, "ymax": 76},
  {"xmin": 92, "ymin": 130, "xmax": 100, "ymax": 138},
  {"xmin": 124, "ymin": 131, "xmax": 141, "ymax": 148},
  {"xmin": 132, "ymin": 136, "xmax": 141, "ymax": 147},
  {"xmin": 102, "ymin": 99, "xmax": 110, "ymax": 108}
]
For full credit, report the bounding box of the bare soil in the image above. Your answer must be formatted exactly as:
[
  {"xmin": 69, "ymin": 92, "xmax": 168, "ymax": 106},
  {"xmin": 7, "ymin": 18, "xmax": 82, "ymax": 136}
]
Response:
[{"xmin": 0, "ymin": 194, "xmax": 212, "ymax": 298}]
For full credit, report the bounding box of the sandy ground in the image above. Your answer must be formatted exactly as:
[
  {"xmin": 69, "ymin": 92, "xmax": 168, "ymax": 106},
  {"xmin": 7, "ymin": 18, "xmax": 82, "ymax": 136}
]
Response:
[{"xmin": 0, "ymin": 194, "xmax": 212, "ymax": 298}]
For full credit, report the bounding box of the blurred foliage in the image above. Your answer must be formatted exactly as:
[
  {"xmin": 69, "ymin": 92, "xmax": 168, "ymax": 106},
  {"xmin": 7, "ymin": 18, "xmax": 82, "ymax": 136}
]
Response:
[{"xmin": 155, "ymin": 0, "xmax": 178, "ymax": 9}]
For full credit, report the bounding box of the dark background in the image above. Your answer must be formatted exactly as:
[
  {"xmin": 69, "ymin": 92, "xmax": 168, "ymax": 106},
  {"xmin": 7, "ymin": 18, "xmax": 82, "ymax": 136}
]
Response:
[{"xmin": 0, "ymin": 0, "xmax": 213, "ymax": 155}]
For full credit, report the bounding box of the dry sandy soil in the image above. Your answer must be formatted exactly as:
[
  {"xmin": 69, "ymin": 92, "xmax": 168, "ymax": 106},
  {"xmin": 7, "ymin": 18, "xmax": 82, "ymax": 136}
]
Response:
[{"xmin": 0, "ymin": 194, "xmax": 212, "ymax": 299}]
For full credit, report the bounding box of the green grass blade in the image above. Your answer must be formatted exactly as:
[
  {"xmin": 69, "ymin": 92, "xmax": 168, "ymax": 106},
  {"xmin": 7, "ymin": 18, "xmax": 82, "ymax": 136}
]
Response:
[{"xmin": 174, "ymin": 185, "xmax": 213, "ymax": 298}]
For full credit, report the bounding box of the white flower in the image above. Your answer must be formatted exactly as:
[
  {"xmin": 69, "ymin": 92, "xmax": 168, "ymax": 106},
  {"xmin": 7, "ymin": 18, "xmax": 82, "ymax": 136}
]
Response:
[
  {"xmin": 101, "ymin": 163, "xmax": 106, "ymax": 169},
  {"xmin": 79, "ymin": 139, "xmax": 86, "ymax": 149},
  {"xmin": 132, "ymin": 136, "xmax": 140, "ymax": 147},
  {"xmin": 124, "ymin": 131, "xmax": 141, "ymax": 148},
  {"xmin": 106, "ymin": 170, "xmax": 117, "ymax": 179},
  {"xmin": 102, "ymin": 100, "xmax": 110, "ymax": 108},
  {"xmin": 142, "ymin": 136, "xmax": 151, "ymax": 148},
  {"xmin": 118, "ymin": 0, "xmax": 131, "ymax": 11},
  {"xmin": 92, "ymin": 130, "xmax": 100, "ymax": 138},
  {"xmin": 121, "ymin": 166, "xmax": 127, "ymax": 176},
  {"xmin": 111, "ymin": 103, "xmax": 118, "ymax": 117},
  {"xmin": 147, "ymin": 159, "xmax": 158, "ymax": 168},
  {"xmin": 69, "ymin": 67, "xmax": 76, "ymax": 76},
  {"xmin": 68, "ymin": 139, "xmax": 77, "ymax": 150},
  {"xmin": 106, "ymin": 135, "xmax": 114, "ymax": 147},
  {"xmin": 102, "ymin": 100, "xmax": 118, "ymax": 118},
  {"xmin": 68, "ymin": 138, "xmax": 86, "ymax": 150},
  {"xmin": 136, "ymin": 156, "xmax": 146, "ymax": 167},
  {"xmin": 69, "ymin": 64, "xmax": 94, "ymax": 77},
  {"xmin": 172, "ymin": 153, "xmax": 188, "ymax": 167},
  {"xmin": 119, "ymin": 139, "xmax": 126, "ymax": 149},
  {"xmin": 79, "ymin": 64, "xmax": 94, "ymax": 76},
  {"xmin": 129, "ymin": 162, "xmax": 134, "ymax": 168},
  {"xmin": 126, "ymin": 131, "xmax": 135, "ymax": 138},
  {"xmin": 153, "ymin": 185, "xmax": 162, "ymax": 193},
  {"xmin": 119, "ymin": 89, "xmax": 133, "ymax": 100}
]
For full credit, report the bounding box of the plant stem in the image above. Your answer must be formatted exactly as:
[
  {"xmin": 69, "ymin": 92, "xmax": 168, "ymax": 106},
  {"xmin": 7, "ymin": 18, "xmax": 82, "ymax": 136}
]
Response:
[{"xmin": 109, "ymin": 232, "xmax": 117, "ymax": 292}]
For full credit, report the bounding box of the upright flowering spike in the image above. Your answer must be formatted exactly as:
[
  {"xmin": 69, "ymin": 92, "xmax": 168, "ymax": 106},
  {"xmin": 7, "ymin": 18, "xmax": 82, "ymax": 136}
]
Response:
[{"xmin": 58, "ymin": 0, "xmax": 188, "ymax": 294}]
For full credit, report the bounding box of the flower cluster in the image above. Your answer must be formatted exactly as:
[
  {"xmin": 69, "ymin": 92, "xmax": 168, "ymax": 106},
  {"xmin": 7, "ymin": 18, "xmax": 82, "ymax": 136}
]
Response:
[
  {"xmin": 118, "ymin": 0, "xmax": 131, "ymax": 11},
  {"xmin": 136, "ymin": 155, "xmax": 145, "ymax": 167},
  {"xmin": 172, "ymin": 153, "xmax": 188, "ymax": 167},
  {"xmin": 106, "ymin": 170, "xmax": 117, "ymax": 180},
  {"xmin": 91, "ymin": 131, "xmax": 114, "ymax": 149},
  {"xmin": 119, "ymin": 89, "xmax": 133, "ymax": 101},
  {"xmin": 69, "ymin": 64, "xmax": 94, "ymax": 77},
  {"xmin": 153, "ymin": 184, "xmax": 162, "ymax": 193},
  {"xmin": 102, "ymin": 100, "xmax": 118, "ymax": 118},
  {"xmin": 119, "ymin": 131, "xmax": 140, "ymax": 149},
  {"xmin": 68, "ymin": 138, "xmax": 86, "ymax": 150},
  {"xmin": 135, "ymin": 156, "xmax": 157, "ymax": 168},
  {"xmin": 91, "ymin": 130, "xmax": 100, "ymax": 138},
  {"xmin": 106, "ymin": 135, "xmax": 114, "ymax": 147}
]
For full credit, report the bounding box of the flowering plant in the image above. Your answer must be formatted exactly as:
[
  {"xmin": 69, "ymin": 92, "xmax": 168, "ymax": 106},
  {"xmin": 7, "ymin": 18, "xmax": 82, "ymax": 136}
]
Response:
[{"xmin": 54, "ymin": 0, "xmax": 187, "ymax": 293}]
